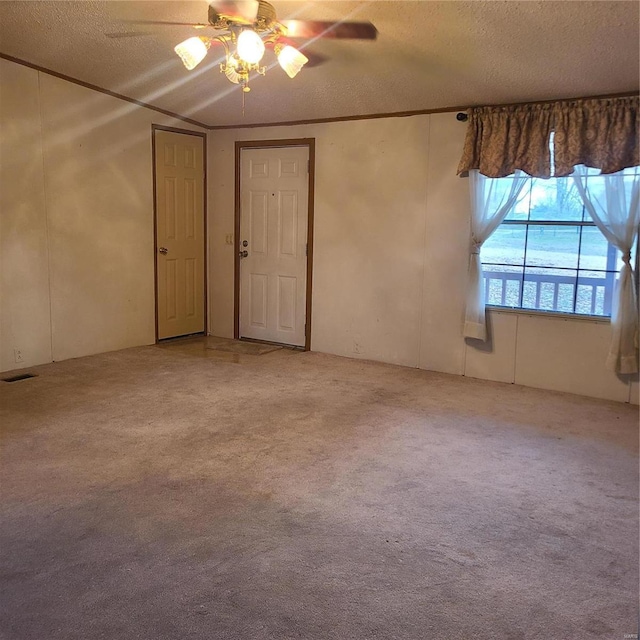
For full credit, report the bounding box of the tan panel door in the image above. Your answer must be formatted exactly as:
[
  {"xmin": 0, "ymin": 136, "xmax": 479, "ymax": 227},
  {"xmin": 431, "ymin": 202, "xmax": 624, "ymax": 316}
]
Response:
[
  {"xmin": 154, "ymin": 130, "xmax": 205, "ymax": 340},
  {"xmin": 239, "ymin": 146, "xmax": 309, "ymax": 346}
]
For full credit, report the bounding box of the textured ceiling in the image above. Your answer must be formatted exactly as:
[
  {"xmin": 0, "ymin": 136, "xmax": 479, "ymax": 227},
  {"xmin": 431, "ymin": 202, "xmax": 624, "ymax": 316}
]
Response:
[{"xmin": 0, "ymin": 1, "xmax": 638, "ymax": 128}]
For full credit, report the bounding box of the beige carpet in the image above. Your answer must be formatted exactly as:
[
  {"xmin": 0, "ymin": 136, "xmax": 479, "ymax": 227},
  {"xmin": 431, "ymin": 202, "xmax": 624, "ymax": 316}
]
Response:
[
  {"xmin": 157, "ymin": 336, "xmax": 284, "ymax": 362},
  {"xmin": 0, "ymin": 340, "xmax": 637, "ymax": 640},
  {"xmin": 203, "ymin": 336, "xmax": 284, "ymax": 356}
]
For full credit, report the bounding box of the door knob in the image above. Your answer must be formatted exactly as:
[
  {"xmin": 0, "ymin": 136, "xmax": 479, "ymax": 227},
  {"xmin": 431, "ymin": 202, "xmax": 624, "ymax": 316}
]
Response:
[
  {"xmin": 239, "ymin": 250, "xmax": 248, "ymax": 258},
  {"xmin": 159, "ymin": 247, "xmax": 168, "ymax": 255}
]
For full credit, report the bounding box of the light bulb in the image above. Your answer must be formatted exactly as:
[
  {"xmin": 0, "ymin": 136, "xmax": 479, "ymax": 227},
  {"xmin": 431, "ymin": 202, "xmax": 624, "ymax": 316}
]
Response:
[
  {"xmin": 174, "ymin": 37, "xmax": 209, "ymax": 70},
  {"xmin": 236, "ymin": 29, "xmax": 265, "ymax": 64},
  {"xmin": 276, "ymin": 44, "xmax": 308, "ymax": 79}
]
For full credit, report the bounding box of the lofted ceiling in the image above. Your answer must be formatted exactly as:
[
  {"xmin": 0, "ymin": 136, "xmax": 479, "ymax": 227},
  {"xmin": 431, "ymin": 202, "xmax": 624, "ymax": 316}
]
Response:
[{"xmin": 0, "ymin": 0, "xmax": 638, "ymax": 128}]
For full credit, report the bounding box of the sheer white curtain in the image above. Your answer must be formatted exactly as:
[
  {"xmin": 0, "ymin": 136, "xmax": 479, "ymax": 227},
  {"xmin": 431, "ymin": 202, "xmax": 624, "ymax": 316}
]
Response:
[
  {"xmin": 573, "ymin": 166, "xmax": 640, "ymax": 373},
  {"xmin": 464, "ymin": 170, "xmax": 528, "ymax": 341}
]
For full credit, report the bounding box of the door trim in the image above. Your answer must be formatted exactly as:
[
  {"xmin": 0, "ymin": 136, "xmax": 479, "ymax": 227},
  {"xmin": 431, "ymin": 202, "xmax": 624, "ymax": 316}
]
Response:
[
  {"xmin": 152, "ymin": 125, "xmax": 208, "ymax": 343},
  {"xmin": 234, "ymin": 138, "xmax": 316, "ymax": 351}
]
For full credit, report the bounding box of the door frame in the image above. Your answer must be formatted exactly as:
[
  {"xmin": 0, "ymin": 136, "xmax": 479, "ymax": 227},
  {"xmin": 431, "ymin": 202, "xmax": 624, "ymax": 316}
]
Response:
[
  {"xmin": 234, "ymin": 138, "xmax": 316, "ymax": 351},
  {"xmin": 151, "ymin": 124, "xmax": 208, "ymax": 342}
]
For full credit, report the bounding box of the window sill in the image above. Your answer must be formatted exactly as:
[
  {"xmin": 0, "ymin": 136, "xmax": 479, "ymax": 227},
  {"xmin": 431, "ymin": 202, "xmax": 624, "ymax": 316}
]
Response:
[{"xmin": 486, "ymin": 305, "xmax": 611, "ymax": 324}]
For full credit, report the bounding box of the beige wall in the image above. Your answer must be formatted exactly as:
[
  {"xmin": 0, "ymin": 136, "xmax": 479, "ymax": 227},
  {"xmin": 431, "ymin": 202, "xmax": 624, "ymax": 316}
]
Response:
[
  {"xmin": 0, "ymin": 59, "xmax": 205, "ymax": 372},
  {"xmin": 208, "ymin": 114, "xmax": 638, "ymax": 404},
  {"xmin": 1, "ymin": 58, "xmax": 634, "ymax": 404},
  {"xmin": 0, "ymin": 60, "xmax": 52, "ymax": 371}
]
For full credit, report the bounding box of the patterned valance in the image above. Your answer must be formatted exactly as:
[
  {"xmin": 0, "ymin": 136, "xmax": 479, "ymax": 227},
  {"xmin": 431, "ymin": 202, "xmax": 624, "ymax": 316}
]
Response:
[{"xmin": 457, "ymin": 95, "xmax": 639, "ymax": 178}]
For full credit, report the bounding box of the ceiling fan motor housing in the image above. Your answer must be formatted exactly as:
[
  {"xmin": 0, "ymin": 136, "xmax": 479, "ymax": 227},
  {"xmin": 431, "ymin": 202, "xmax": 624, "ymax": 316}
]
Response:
[
  {"xmin": 256, "ymin": 1, "xmax": 277, "ymax": 26},
  {"xmin": 208, "ymin": 1, "xmax": 277, "ymax": 31}
]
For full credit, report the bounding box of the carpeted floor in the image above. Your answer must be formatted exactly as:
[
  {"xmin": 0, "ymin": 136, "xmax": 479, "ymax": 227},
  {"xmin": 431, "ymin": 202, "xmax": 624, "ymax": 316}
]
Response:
[
  {"xmin": 203, "ymin": 336, "xmax": 284, "ymax": 356},
  {"xmin": 0, "ymin": 339, "xmax": 637, "ymax": 640}
]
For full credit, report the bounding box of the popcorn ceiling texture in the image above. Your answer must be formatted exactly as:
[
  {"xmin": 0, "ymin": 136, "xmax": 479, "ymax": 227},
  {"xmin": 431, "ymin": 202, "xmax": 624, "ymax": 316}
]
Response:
[{"xmin": 0, "ymin": 1, "xmax": 638, "ymax": 127}]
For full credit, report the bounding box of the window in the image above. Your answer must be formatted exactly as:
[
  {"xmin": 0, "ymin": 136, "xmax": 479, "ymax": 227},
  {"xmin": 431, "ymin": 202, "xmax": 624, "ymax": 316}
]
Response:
[{"xmin": 481, "ymin": 168, "xmax": 638, "ymax": 317}]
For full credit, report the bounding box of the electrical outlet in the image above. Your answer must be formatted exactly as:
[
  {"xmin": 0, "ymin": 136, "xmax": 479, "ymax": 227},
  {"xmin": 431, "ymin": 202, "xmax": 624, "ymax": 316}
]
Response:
[{"xmin": 14, "ymin": 349, "xmax": 23, "ymax": 363}]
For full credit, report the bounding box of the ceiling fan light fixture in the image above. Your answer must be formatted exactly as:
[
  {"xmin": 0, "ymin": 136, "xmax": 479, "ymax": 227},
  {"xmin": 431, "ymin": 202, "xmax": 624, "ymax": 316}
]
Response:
[
  {"xmin": 275, "ymin": 44, "xmax": 309, "ymax": 79},
  {"xmin": 161, "ymin": 1, "xmax": 375, "ymax": 105},
  {"xmin": 236, "ymin": 29, "xmax": 265, "ymax": 64},
  {"xmin": 224, "ymin": 59, "xmax": 242, "ymax": 84},
  {"xmin": 174, "ymin": 36, "xmax": 209, "ymax": 70}
]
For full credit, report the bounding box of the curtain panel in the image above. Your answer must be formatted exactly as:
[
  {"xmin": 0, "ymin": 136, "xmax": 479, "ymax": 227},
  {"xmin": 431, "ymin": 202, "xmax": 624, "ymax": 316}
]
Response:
[
  {"xmin": 573, "ymin": 167, "xmax": 640, "ymax": 374},
  {"xmin": 463, "ymin": 170, "xmax": 528, "ymax": 341},
  {"xmin": 457, "ymin": 96, "xmax": 639, "ymax": 178}
]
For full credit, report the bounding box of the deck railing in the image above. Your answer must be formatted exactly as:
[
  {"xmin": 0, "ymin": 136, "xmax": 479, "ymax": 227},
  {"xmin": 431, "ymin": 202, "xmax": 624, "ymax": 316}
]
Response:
[{"xmin": 483, "ymin": 269, "xmax": 615, "ymax": 316}]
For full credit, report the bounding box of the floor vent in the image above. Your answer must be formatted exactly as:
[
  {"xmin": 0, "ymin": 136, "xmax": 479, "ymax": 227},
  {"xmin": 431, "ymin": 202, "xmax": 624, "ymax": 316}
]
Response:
[{"xmin": 2, "ymin": 373, "xmax": 37, "ymax": 383}]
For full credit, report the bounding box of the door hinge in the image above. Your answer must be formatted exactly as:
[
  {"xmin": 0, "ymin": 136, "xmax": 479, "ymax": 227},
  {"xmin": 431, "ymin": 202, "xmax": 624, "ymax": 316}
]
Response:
[
  {"xmin": 307, "ymin": 160, "xmax": 310, "ymax": 173},
  {"xmin": 305, "ymin": 243, "xmax": 308, "ymax": 256}
]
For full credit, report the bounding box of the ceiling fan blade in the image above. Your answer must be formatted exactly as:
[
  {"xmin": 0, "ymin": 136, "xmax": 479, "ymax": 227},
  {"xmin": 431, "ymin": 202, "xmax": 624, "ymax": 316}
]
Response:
[
  {"xmin": 209, "ymin": 0, "xmax": 259, "ymax": 22},
  {"xmin": 105, "ymin": 31, "xmax": 155, "ymax": 39},
  {"xmin": 120, "ymin": 20, "xmax": 210, "ymax": 28},
  {"xmin": 281, "ymin": 20, "xmax": 377, "ymax": 40}
]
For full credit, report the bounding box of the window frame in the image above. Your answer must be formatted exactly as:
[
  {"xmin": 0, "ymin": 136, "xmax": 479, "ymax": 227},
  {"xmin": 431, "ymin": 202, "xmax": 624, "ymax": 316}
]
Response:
[{"xmin": 479, "ymin": 174, "xmax": 633, "ymax": 320}]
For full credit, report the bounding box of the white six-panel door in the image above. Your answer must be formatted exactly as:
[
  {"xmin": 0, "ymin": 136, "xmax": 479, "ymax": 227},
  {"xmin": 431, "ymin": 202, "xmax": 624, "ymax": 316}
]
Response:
[
  {"xmin": 154, "ymin": 129, "xmax": 205, "ymax": 340},
  {"xmin": 239, "ymin": 146, "xmax": 309, "ymax": 346}
]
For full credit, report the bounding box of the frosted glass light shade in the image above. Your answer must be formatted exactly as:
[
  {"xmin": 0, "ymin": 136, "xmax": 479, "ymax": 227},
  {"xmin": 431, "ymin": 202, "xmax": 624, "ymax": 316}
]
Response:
[
  {"xmin": 174, "ymin": 37, "xmax": 209, "ymax": 70},
  {"xmin": 276, "ymin": 45, "xmax": 308, "ymax": 78},
  {"xmin": 236, "ymin": 29, "xmax": 265, "ymax": 64}
]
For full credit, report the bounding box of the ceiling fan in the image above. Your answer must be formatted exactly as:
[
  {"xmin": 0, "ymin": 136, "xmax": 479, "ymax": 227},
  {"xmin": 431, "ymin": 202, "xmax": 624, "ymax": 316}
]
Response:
[{"xmin": 123, "ymin": 0, "xmax": 377, "ymax": 93}]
